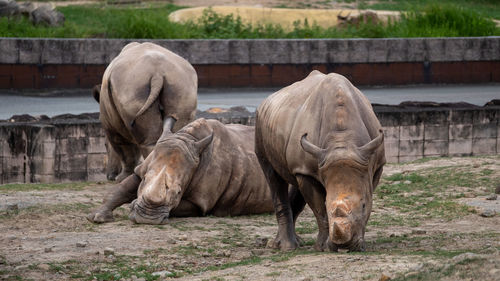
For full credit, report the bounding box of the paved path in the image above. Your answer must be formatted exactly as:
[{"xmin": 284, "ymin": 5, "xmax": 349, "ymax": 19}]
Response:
[{"xmin": 0, "ymin": 84, "xmax": 499, "ymax": 119}]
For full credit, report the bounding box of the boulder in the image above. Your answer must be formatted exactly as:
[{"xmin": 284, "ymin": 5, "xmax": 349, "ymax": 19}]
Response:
[
  {"xmin": 0, "ymin": 0, "xmax": 19, "ymax": 17},
  {"xmin": 30, "ymin": 4, "xmax": 65, "ymax": 26}
]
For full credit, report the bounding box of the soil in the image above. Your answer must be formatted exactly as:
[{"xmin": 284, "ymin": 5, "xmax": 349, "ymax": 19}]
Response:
[{"xmin": 0, "ymin": 156, "xmax": 499, "ymax": 280}]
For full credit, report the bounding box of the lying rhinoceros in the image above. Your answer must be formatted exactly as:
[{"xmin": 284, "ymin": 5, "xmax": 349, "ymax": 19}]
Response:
[
  {"xmin": 87, "ymin": 117, "xmax": 273, "ymax": 224},
  {"xmin": 255, "ymin": 70, "xmax": 386, "ymax": 252},
  {"xmin": 93, "ymin": 42, "xmax": 197, "ymax": 181}
]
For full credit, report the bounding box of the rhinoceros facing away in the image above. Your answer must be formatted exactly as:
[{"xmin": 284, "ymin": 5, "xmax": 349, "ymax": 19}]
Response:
[
  {"xmin": 87, "ymin": 118, "xmax": 273, "ymax": 224},
  {"xmin": 255, "ymin": 70, "xmax": 386, "ymax": 252},
  {"xmin": 93, "ymin": 42, "xmax": 197, "ymax": 181}
]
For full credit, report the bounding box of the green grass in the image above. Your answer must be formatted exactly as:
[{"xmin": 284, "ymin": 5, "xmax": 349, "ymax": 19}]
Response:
[
  {"xmin": 0, "ymin": 3, "xmax": 498, "ymax": 38},
  {"xmin": 0, "ymin": 182, "xmax": 90, "ymax": 193}
]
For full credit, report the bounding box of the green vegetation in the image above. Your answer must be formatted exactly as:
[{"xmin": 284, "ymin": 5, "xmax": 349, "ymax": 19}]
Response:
[
  {"xmin": 0, "ymin": 3, "xmax": 498, "ymax": 38},
  {"xmin": 0, "ymin": 182, "xmax": 90, "ymax": 192}
]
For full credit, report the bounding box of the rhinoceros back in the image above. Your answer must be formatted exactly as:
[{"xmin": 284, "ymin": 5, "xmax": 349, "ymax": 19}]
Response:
[{"xmin": 256, "ymin": 71, "xmax": 382, "ymax": 184}]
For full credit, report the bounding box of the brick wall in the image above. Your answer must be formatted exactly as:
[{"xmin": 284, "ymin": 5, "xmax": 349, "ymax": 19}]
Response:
[{"xmin": 0, "ymin": 106, "xmax": 498, "ymax": 184}]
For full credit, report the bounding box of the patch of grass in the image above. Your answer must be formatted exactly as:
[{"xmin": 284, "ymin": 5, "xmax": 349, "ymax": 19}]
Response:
[
  {"xmin": 296, "ymin": 220, "xmax": 317, "ymax": 234},
  {"xmin": 0, "ymin": 202, "xmax": 95, "ymax": 220},
  {"xmin": 0, "ymin": 182, "xmax": 90, "ymax": 193},
  {"xmin": 1, "ymin": 3, "xmax": 498, "ymax": 38}
]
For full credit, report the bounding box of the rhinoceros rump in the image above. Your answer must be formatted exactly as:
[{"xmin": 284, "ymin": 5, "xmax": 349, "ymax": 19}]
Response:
[
  {"xmin": 94, "ymin": 42, "xmax": 197, "ymax": 181},
  {"xmin": 88, "ymin": 118, "xmax": 273, "ymax": 224},
  {"xmin": 255, "ymin": 70, "xmax": 386, "ymax": 252}
]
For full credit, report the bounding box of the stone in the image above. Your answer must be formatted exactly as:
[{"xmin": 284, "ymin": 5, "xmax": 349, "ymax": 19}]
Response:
[
  {"xmin": 152, "ymin": 270, "xmax": 172, "ymax": 278},
  {"xmin": 0, "ymin": 0, "xmax": 19, "ymax": 17},
  {"xmin": 167, "ymin": 238, "xmax": 177, "ymax": 244},
  {"xmin": 38, "ymin": 263, "xmax": 50, "ymax": 271},
  {"xmin": 411, "ymin": 229, "xmax": 426, "ymax": 235},
  {"xmin": 254, "ymin": 237, "xmax": 268, "ymax": 248},
  {"xmin": 480, "ymin": 209, "xmax": 496, "ymax": 217},
  {"xmin": 76, "ymin": 241, "xmax": 87, "ymax": 248},
  {"xmin": 17, "ymin": 1, "xmax": 34, "ymax": 16},
  {"xmin": 44, "ymin": 247, "xmax": 53, "ymax": 253},
  {"xmin": 251, "ymin": 249, "xmax": 266, "ymax": 256},
  {"xmin": 178, "ymin": 235, "xmax": 187, "ymax": 241},
  {"xmin": 104, "ymin": 247, "xmax": 115, "ymax": 256},
  {"xmin": 404, "ymin": 180, "xmax": 412, "ymax": 184},
  {"xmin": 379, "ymin": 274, "xmax": 391, "ymax": 281},
  {"xmin": 486, "ymin": 194, "xmax": 497, "ymax": 200},
  {"xmin": 6, "ymin": 204, "xmax": 18, "ymax": 211},
  {"xmin": 451, "ymin": 252, "xmax": 482, "ymax": 263},
  {"xmin": 495, "ymin": 185, "xmax": 500, "ymax": 195},
  {"xmin": 7, "ymin": 235, "xmax": 16, "ymax": 241},
  {"xmin": 30, "ymin": 4, "xmax": 65, "ymax": 27}
]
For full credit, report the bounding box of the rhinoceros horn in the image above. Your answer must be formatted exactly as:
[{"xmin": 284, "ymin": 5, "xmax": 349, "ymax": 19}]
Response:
[
  {"xmin": 131, "ymin": 74, "xmax": 163, "ymax": 127},
  {"xmin": 300, "ymin": 133, "xmax": 325, "ymax": 159},
  {"xmin": 357, "ymin": 129, "xmax": 384, "ymax": 161},
  {"xmin": 194, "ymin": 133, "xmax": 213, "ymax": 154},
  {"xmin": 158, "ymin": 116, "xmax": 177, "ymax": 141}
]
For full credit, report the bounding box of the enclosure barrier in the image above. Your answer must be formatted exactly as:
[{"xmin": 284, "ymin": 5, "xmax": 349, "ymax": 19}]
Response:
[
  {"xmin": 0, "ymin": 105, "xmax": 498, "ymax": 184},
  {"xmin": 0, "ymin": 37, "xmax": 499, "ymax": 88}
]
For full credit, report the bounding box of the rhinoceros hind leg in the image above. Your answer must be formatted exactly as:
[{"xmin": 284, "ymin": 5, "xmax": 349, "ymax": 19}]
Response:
[{"xmin": 296, "ymin": 175, "xmax": 331, "ymax": 252}]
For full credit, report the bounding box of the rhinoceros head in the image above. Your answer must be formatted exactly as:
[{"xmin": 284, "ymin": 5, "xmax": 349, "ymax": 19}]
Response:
[
  {"xmin": 300, "ymin": 130, "xmax": 384, "ymax": 251},
  {"xmin": 129, "ymin": 117, "xmax": 213, "ymax": 224}
]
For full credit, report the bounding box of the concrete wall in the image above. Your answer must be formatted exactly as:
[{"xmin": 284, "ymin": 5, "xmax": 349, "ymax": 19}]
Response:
[
  {"xmin": 0, "ymin": 106, "xmax": 498, "ymax": 184},
  {"xmin": 1, "ymin": 37, "xmax": 499, "ymax": 88}
]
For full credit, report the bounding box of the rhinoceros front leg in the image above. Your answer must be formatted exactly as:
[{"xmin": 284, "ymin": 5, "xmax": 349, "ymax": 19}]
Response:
[
  {"xmin": 297, "ymin": 175, "xmax": 336, "ymax": 252},
  {"xmin": 259, "ymin": 159, "xmax": 300, "ymax": 251},
  {"xmin": 87, "ymin": 174, "xmax": 141, "ymax": 223}
]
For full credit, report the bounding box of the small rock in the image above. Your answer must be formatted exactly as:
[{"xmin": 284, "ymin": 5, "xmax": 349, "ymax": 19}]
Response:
[
  {"xmin": 6, "ymin": 204, "xmax": 18, "ymax": 211},
  {"xmin": 251, "ymin": 249, "xmax": 266, "ymax": 256},
  {"xmin": 489, "ymin": 268, "xmax": 500, "ymax": 276},
  {"xmin": 235, "ymin": 241, "xmax": 244, "ymax": 247},
  {"xmin": 389, "ymin": 233, "xmax": 397, "ymax": 238},
  {"xmin": 254, "ymin": 237, "xmax": 268, "ymax": 248},
  {"xmin": 76, "ymin": 241, "xmax": 88, "ymax": 248},
  {"xmin": 486, "ymin": 194, "xmax": 497, "ymax": 200},
  {"xmin": 411, "ymin": 229, "xmax": 426, "ymax": 235},
  {"xmin": 464, "ymin": 192, "xmax": 476, "ymax": 198},
  {"xmin": 7, "ymin": 235, "xmax": 16, "ymax": 241},
  {"xmin": 379, "ymin": 273, "xmax": 391, "ymax": 281},
  {"xmin": 300, "ymin": 278, "xmax": 312, "ymax": 281},
  {"xmin": 104, "ymin": 247, "xmax": 115, "ymax": 256},
  {"xmin": 495, "ymin": 185, "xmax": 500, "ymax": 194},
  {"xmin": 403, "ymin": 180, "xmax": 412, "ymax": 184},
  {"xmin": 44, "ymin": 247, "xmax": 53, "ymax": 253},
  {"xmin": 409, "ymin": 263, "xmax": 423, "ymax": 271},
  {"xmin": 167, "ymin": 238, "xmax": 177, "ymax": 244},
  {"xmin": 38, "ymin": 264, "xmax": 50, "ymax": 271},
  {"xmin": 223, "ymin": 250, "xmax": 231, "ymax": 257},
  {"xmin": 15, "ymin": 265, "xmax": 29, "ymax": 271},
  {"xmin": 391, "ymin": 181, "xmax": 401, "ymax": 185},
  {"xmin": 480, "ymin": 209, "xmax": 496, "ymax": 217},
  {"xmin": 201, "ymin": 252, "xmax": 210, "ymax": 257},
  {"xmin": 152, "ymin": 270, "xmax": 172, "ymax": 278},
  {"xmin": 136, "ymin": 278, "xmax": 146, "ymax": 281},
  {"xmin": 178, "ymin": 235, "xmax": 187, "ymax": 241},
  {"xmin": 452, "ymin": 252, "xmax": 482, "ymax": 263}
]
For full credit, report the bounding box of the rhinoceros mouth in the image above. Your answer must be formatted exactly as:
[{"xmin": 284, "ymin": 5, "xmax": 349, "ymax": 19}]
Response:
[
  {"xmin": 129, "ymin": 199, "xmax": 170, "ymax": 224},
  {"xmin": 332, "ymin": 237, "xmax": 366, "ymax": 252}
]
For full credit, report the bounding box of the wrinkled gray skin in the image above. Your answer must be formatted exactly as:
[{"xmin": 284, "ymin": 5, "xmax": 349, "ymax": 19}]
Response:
[
  {"xmin": 255, "ymin": 71, "xmax": 386, "ymax": 252},
  {"xmin": 87, "ymin": 118, "xmax": 273, "ymax": 224},
  {"xmin": 93, "ymin": 42, "xmax": 197, "ymax": 182}
]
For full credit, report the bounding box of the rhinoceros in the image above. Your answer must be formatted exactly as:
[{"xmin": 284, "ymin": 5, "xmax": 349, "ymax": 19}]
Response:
[
  {"xmin": 255, "ymin": 71, "xmax": 386, "ymax": 252},
  {"xmin": 87, "ymin": 117, "xmax": 273, "ymax": 224},
  {"xmin": 93, "ymin": 42, "xmax": 197, "ymax": 181}
]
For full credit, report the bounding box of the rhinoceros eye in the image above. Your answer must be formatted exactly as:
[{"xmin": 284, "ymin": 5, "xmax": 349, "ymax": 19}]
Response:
[{"xmin": 362, "ymin": 203, "xmax": 366, "ymax": 210}]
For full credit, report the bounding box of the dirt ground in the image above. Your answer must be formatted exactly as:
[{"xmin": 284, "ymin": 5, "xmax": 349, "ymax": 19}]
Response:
[{"xmin": 1, "ymin": 156, "xmax": 499, "ymax": 280}]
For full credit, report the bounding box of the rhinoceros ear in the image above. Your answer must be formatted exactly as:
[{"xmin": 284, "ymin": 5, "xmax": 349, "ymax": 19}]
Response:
[
  {"xmin": 358, "ymin": 129, "xmax": 384, "ymax": 161},
  {"xmin": 300, "ymin": 133, "xmax": 325, "ymax": 160},
  {"xmin": 194, "ymin": 133, "xmax": 213, "ymax": 154},
  {"xmin": 158, "ymin": 116, "xmax": 177, "ymax": 141}
]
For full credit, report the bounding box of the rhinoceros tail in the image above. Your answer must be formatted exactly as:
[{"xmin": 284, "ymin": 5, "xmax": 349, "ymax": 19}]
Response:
[{"xmin": 130, "ymin": 74, "xmax": 163, "ymax": 127}]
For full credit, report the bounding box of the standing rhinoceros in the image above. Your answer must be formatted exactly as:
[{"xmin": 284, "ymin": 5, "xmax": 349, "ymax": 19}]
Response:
[
  {"xmin": 93, "ymin": 42, "xmax": 197, "ymax": 181},
  {"xmin": 87, "ymin": 117, "xmax": 273, "ymax": 224},
  {"xmin": 255, "ymin": 70, "xmax": 386, "ymax": 252}
]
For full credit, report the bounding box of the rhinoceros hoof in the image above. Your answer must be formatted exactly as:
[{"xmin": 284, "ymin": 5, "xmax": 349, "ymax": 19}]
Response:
[
  {"xmin": 87, "ymin": 209, "xmax": 115, "ymax": 224},
  {"xmin": 268, "ymin": 234, "xmax": 301, "ymax": 251}
]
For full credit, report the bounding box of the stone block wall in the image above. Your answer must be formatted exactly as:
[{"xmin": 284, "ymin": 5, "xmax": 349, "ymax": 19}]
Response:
[
  {"xmin": 1, "ymin": 37, "xmax": 499, "ymax": 88},
  {"xmin": 0, "ymin": 106, "xmax": 498, "ymax": 184}
]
